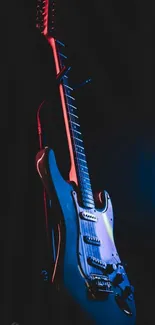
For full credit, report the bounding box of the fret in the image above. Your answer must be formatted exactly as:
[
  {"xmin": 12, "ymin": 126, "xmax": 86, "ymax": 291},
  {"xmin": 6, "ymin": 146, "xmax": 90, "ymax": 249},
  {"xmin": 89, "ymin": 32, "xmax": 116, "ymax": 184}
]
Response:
[
  {"xmin": 80, "ymin": 165, "xmax": 88, "ymax": 170},
  {"xmin": 82, "ymin": 187, "xmax": 93, "ymax": 196},
  {"xmin": 83, "ymin": 201, "xmax": 94, "ymax": 209},
  {"xmin": 71, "ymin": 121, "xmax": 80, "ymax": 127},
  {"xmin": 78, "ymin": 172, "xmax": 92, "ymax": 189},
  {"xmin": 82, "ymin": 195, "xmax": 94, "ymax": 203},
  {"xmin": 72, "ymin": 129, "xmax": 81, "ymax": 135},
  {"xmin": 65, "ymin": 87, "xmax": 72, "ymax": 95},
  {"xmin": 77, "ymin": 157, "xmax": 86, "ymax": 163},
  {"xmin": 79, "ymin": 173, "xmax": 91, "ymax": 186},
  {"xmin": 77, "ymin": 165, "xmax": 90, "ymax": 178},
  {"xmin": 66, "ymin": 94, "xmax": 75, "ymax": 100},
  {"xmin": 81, "ymin": 188, "xmax": 93, "ymax": 196},
  {"xmin": 80, "ymin": 183, "xmax": 92, "ymax": 191},
  {"xmin": 76, "ymin": 151, "xmax": 86, "ymax": 157},
  {"xmin": 79, "ymin": 177, "xmax": 92, "ymax": 187},
  {"xmin": 79, "ymin": 179, "xmax": 92, "ymax": 189},
  {"xmin": 56, "ymin": 39, "xmax": 65, "ymax": 47},
  {"xmin": 69, "ymin": 112, "xmax": 78, "ymax": 118},
  {"xmin": 63, "ymin": 84, "xmax": 73, "ymax": 90},
  {"xmin": 83, "ymin": 198, "xmax": 95, "ymax": 206},
  {"xmin": 71, "ymin": 122, "xmax": 80, "ymax": 129},
  {"xmin": 79, "ymin": 169, "xmax": 89, "ymax": 176},
  {"xmin": 81, "ymin": 175, "xmax": 90, "ymax": 181},
  {"xmin": 83, "ymin": 202, "xmax": 95, "ymax": 209},
  {"xmin": 82, "ymin": 198, "xmax": 94, "ymax": 206},
  {"xmin": 69, "ymin": 108, "xmax": 77, "ymax": 116},
  {"xmin": 75, "ymin": 144, "xmax": 84, "ymax": 149},
  {"xmin": 77, "ymin": 162, "xmax": 88, "ymax": 171},
  {"xmin": 81, "ymin": 181, "xmax": 92, "ymax": 190},
  {"xmin": 69, "ymin": 116, "xmax": 79, "ymax": 125},
  {"xmin": 82, "ymin": 194, "xmax": 94, "ymax": 202},
  {"xmin": 76, "ymin": 159, "xmax": 87, "ymax": 168},
  {"xmin": 84, "ymin": 204, "xmax": 95, "ymax": 209},
  {"xmin": 72, "ymin": 133, "xmax": 82, "ymax": 141},
  {"xmin": 75, "ymin": 147, "xmax": 85, "ymax": 155},
  {"xmin": 58, "ymin": 52, "xmax": 67, "ymax": 59},
  {"xmin": 75, "ymin": 145, "xmax": 85, "ymax": 155},
  {"xmin": 68, "ymin": 104, "xmax": 77, "ymax": 109},
  {"xmin": 72, "ymin": 136, "xmax": 83, "ymax": 142}
]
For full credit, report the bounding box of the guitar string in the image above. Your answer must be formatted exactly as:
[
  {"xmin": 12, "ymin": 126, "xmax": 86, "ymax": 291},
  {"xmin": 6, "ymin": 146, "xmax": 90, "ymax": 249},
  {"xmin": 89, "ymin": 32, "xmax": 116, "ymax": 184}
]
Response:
[
  {"xmin": 64, "ymin": 72, "xmax": 94, "ymax": 264},
  {"xmin": 67, "ymin": 69, "xmax": 100, "ymax": 273},
  {"xmin": 59, "ymin": 43, "xmax": 102, "ymax": 275},
  {"xmin": 61, "ymin": 57, "xmax": 94, "ymax": 269}
]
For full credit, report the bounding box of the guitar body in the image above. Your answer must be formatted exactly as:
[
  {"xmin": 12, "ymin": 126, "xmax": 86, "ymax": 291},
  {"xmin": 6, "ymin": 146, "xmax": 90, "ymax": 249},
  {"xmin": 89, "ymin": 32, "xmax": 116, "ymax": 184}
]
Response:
[{"xmin": 36, "ymin": 148, "xmax": 136, "ymax": 325}]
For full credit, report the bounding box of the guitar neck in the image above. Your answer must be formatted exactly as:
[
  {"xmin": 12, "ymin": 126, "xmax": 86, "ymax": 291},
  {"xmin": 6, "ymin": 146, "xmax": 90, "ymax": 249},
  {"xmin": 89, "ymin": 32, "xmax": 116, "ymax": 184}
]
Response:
[
  {"xmin": 36, "ymin": 0, "xmax": 95, "ymax": 209},
  {"xmin": 53, "ymin": 39, "xmax": 95, "ymax": 209}
]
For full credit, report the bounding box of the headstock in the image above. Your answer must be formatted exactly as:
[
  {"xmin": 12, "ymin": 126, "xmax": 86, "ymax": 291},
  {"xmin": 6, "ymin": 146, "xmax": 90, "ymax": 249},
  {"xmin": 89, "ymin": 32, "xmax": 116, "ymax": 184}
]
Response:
[{"xmin": 36, "ymin": 0, "xmax": 56, "ymax": 37}]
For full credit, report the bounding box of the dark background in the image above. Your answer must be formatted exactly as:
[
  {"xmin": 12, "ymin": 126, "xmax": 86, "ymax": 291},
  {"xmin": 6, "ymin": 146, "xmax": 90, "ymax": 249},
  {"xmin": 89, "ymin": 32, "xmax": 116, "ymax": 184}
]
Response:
[{"xmin": 1, "ymin": 0, "xmax": 155, "ymax": 324}]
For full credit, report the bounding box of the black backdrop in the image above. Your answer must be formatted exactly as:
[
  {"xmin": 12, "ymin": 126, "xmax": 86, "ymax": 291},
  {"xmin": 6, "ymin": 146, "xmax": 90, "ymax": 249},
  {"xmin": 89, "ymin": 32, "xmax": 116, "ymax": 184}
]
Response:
[{"xmin": 1, "ymin": 0, "xmax": 155, "ymax": 324}]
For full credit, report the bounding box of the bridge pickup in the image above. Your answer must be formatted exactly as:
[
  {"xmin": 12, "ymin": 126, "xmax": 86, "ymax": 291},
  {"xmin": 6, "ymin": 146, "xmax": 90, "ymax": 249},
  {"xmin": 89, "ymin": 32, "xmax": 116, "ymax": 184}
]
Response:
[
  {"xmin": 84, "ymin": 236, "xmax": 101, "ymax": 246},
  {"xmin": 88, "ymin": 274, "xmax": 113, "ymax": 299},
  {"xmin": 80, "ymin": 211, "xmax": 97, "ymax": 222},
  {"xmin": 88, "ymin": 257, "xmax": 107, "ymax": 271}
]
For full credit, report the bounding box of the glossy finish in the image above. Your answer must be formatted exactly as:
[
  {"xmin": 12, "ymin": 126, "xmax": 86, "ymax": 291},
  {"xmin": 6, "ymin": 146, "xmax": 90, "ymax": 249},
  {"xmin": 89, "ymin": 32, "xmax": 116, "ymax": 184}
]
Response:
[{"xmin": 36, "ymin": 148, "xmax": 136, "ymax": 325}]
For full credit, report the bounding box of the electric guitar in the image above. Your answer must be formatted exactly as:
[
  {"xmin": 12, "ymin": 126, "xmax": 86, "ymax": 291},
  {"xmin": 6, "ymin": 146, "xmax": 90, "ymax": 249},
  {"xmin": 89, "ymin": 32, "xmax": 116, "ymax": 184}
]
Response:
[{"xmin": 35, "ymin": 1, "xmax": 136, "ymax": 324}]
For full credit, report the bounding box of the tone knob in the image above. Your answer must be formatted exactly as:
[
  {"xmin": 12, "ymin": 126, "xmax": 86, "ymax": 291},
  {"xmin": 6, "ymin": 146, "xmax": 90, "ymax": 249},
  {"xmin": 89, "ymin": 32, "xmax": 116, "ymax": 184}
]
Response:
[{"xmin": 113, "ymin": 272, "xmax": 124, "ymax": 286}]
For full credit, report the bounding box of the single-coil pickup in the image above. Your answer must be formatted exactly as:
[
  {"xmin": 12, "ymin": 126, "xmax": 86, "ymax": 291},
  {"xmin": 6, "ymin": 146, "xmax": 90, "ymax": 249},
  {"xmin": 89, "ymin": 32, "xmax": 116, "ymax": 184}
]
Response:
[
  {"xmin": 84, "ymin": 235, "xmax": 101, "ymax": 246},
  {"xmin": 88, "ymin": 257, "xmax": 107, "ymax": 270},
  {"xmin": 80, "ymin": 211, "xmax": 97, "ymax": 222}
]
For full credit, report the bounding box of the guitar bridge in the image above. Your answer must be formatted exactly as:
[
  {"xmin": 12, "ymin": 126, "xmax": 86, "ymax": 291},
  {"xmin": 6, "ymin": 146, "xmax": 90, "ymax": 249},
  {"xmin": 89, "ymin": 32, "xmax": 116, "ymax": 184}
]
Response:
[{"xmin": 88, "ymin": 274, "xmax": 113, "ymax": 300}]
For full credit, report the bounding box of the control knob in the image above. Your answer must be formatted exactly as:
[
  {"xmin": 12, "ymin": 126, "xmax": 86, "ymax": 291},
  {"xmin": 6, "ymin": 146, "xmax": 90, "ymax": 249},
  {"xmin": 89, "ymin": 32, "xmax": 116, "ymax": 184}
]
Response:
[{"xmin": 113, "ymin": 272, "xmax": 124, "ymax": 286}]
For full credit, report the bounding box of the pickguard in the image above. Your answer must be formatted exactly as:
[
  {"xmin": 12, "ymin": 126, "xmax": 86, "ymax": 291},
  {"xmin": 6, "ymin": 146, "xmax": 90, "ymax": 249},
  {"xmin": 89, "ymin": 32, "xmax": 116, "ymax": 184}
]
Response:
[{"xmin": 72, "ymin": 190, "xmax": 134, "ymax": 315}]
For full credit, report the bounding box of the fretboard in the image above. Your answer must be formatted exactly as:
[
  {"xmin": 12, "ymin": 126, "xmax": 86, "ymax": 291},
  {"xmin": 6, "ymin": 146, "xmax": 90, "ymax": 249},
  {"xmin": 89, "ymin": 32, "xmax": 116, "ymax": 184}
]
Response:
[{"xmin": 56, "ymin": 40, "xmax": 95, "ymax": 209}]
